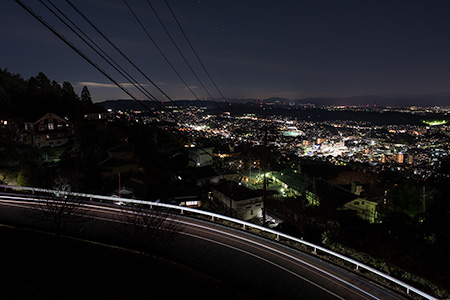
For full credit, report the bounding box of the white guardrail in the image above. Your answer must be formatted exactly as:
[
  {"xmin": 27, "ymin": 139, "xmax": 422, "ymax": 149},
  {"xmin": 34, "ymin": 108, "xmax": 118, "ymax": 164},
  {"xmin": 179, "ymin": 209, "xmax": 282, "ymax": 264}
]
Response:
[{"xmin": 0, "ymin": 184, "xmax": 438, "ymax": 300}]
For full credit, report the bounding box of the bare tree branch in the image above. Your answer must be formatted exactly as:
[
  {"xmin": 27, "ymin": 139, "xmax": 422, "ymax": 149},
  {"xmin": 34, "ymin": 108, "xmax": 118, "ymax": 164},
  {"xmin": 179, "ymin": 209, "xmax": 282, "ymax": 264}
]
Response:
[
  {"xmin": 114, "ymin": 204, "xmax": 184, "ymax": 260},
  {"xmin": 25, "ymin": 170, "xmax": 88, "ymax": 235},
  {"xmin": 25, "ymin": 192, "xmax": 87, "ymax": 235}
]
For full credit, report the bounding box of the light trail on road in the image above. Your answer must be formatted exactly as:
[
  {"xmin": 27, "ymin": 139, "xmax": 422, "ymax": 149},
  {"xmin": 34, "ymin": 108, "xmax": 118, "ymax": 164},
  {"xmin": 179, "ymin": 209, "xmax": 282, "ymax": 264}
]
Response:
[{"xmin": 0, "ymin": 193, "xmax": 409, "ymax": 299}]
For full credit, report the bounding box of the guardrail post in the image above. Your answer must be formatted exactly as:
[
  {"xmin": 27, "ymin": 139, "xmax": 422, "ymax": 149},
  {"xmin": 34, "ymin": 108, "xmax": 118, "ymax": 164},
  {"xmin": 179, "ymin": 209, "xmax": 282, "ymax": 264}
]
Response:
[
  {"xmin": 1, "ymin": 186, "xmax": 439, "ymax": 300},
  {"xmin": 276, "ymin": 234, "xmax": 279, "ymax": 241},
  {"xmin": 243, "ymin": 224, "xmax": 246, "ymax": 230}
]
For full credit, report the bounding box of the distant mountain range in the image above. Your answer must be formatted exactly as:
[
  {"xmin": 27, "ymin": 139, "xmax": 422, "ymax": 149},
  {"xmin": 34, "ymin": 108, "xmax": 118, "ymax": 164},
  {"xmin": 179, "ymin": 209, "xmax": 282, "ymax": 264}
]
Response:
[
  {"xmin": 96, "ymin": 96, "xmax": 450, "ymax": 126},
  {"xmin": 257, "ymin": 95, "xmax": 450, "ymax": 107},
  {"xmin": 294, "ymin": 94, "xmax": 450, "ymax": 107},
  {"xmin": 96, "ymin": 94, "xmax": 450, "ymax": 110}
]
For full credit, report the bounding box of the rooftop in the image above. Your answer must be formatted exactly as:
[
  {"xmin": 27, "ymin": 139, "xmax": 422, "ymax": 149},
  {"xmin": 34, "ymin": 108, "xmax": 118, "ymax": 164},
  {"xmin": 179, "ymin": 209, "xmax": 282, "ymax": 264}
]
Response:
[{"xmin": 212, "ymin": 181, "xmax": 262, "ymax": 201}]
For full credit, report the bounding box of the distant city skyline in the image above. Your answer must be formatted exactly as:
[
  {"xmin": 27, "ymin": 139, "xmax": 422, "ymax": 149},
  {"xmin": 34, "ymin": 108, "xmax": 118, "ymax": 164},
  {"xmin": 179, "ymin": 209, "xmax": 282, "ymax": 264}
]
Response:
[{"xmin": 2, "ymin": 0, "xmax": 450, "ymax": 102}]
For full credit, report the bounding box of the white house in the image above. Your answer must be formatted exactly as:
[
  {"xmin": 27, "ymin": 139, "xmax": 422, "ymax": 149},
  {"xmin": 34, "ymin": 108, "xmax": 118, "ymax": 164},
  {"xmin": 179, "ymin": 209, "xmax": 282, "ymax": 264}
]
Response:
[
  {"xmin": 211, "ymin": 181, "xmax": 263, "ymax": 221},
  {"xmin": 188, "ymin": 147, "xmax": 213, "ymax": 167}
]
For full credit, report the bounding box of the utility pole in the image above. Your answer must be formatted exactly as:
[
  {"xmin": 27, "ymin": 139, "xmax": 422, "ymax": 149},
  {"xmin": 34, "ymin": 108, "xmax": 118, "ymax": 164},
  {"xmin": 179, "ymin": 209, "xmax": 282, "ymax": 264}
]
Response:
[
  {"xmin": 263, "ymin": 124, "xmax": 268, "ymax": 226},
  {"xmin": 229, "ymin": 196, "xmax": 233, "ymax": 217},
  {"xmin": 229, "ymin": 180, "xmax": 233, "ymax": 218},
  {"xmin": 118, "ymin": 172, "xmax": 121, "ymax": 198},
  {"xmin": 422, "ymin": 186, "xmax": 426, "ymax": 213}
]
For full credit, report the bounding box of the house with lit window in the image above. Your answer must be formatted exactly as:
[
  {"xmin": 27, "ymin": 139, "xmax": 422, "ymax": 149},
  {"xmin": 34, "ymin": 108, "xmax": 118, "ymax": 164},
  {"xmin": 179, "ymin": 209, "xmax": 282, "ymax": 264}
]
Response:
[
  {"xmin": 211, "ymin": 181, "xmax": 263, "ymax": 221},
  {"xmin": 306, "ymin": 179, "xmax": 378, "ymax": 223},
  {"xmin": 82, "ymin": 104, "xmax": 108, "ymax": 121},
  {"xmin": 23, "ymin": 113, "xmax": 72, "ymax": 148},
  {"xmin": 167, "ymin": 186, "xmax": 202, "ymax": 208}
]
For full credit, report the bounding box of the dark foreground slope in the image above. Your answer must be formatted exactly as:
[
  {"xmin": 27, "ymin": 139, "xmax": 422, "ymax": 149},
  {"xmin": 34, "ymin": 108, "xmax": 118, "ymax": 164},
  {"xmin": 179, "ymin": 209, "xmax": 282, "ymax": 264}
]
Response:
[{"xmin": 0, "ymin": 224, "xmax": 255, "ymax": 300}]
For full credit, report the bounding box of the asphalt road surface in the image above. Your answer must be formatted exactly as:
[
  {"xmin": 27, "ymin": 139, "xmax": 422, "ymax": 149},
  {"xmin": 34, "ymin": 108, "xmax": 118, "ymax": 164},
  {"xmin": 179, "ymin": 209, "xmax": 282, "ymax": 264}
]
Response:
[{"xmin": 0, "ymin": 194, "xmax": 409, "ymax": 300}]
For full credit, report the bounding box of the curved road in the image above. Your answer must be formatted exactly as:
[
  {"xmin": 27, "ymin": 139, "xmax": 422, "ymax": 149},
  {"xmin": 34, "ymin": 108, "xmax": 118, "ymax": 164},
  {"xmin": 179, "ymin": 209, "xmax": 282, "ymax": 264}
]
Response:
[{"xmin": 0, "ymin": 194, "xmax": 408, "ymax": 300}]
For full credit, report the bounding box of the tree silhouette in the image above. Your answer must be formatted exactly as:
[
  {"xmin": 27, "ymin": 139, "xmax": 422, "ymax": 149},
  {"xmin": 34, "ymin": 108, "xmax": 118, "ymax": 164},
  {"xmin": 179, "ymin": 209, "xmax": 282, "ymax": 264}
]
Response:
[
  {"xmin": 114, "ymin": 205, "xmax": 183, "ymax": 261},
  {"xmin": 392, "ymin": 180, "xmax": 423, "ymax": 218},
  {"xmin": 80, "ymin": 85, "xmax": 92, "ymax": 105},
  {"xmin": 26, "ymin": 171, "xmax": 87, "ymax": 236},
  {"xmin": 0, "ymin": 68, "xmax": 27, "ymax": 117},
  {"xmin": 0, "ymin": 70, "xmax": 89, "ymax": 120}
]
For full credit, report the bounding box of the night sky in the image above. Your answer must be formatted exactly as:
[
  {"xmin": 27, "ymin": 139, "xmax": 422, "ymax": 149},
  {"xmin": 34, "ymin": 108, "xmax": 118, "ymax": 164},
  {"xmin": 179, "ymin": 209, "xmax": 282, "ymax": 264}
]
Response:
[{"xmin": 2, "ymin": 0, "xmax": 450, "ymax": 102}]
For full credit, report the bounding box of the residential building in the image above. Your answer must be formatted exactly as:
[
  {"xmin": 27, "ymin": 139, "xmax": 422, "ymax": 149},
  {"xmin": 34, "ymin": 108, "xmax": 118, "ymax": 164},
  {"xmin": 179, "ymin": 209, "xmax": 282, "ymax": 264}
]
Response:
[
  {"xmin": 211, "ymin": 181, "xmax": 263, "ymax": 220},
  {"xmin": 270, "ymin": 168, "xmax": 311, "ymax": 197},
  {"xmin": 99, "ymin": 143, "xmax": 140, "ymax": 179},
  {"xmin": 306, "ymin": 180, "xmax": 378, "ymax": 223},
  {"xmin": 182, "ymin": 166, "xmax": 221, "ymax": 186},
  {"xmin": 167, "ymin": 186, "xmax": 202, "ymax": 208},
  {"xmin": 82, "ymin": 104, "xmax": 108, "ymax": 121},
  {"xmin": 188, "ymin": 147, "xmax": 213, "ymax": 167},
  {"xmin": 342, "ymin": 199, "xmax": 378, "ymax": 223},
  {"xmin": 23, "ymin": 113, "xmax": 72, "ymax": 148},
  {"xmin": 351, "ymin": 181, "xmax": 363, "ymax": 195}
]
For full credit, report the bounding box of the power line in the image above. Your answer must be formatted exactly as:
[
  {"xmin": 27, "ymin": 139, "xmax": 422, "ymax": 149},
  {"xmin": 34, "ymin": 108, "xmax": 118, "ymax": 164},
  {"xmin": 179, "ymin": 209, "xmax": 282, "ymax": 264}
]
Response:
[
  {"xmin": 164, "ymin": 0, "xmax": 230, "ymax": 105},
  {"xmin": 145, "ymin": 0, "xmax": 221, "ymax": 107},
  {"xmin": 123, "ymin": 0, "xmax": 204, "ymax": 107},
  {"xmin": 18, "ymin": 0, "xmax": 215, "ymax": 160},
  {"xmin": 41, "ymin": 0, "xmax": 164, "ymax": 113},
  {"xmin": 64, "ymin": 0, "xmax": 184, "ymax": 111},
  {"xmin": 15, "ymin": 0, "xmax": 157, "ymax": 117},
  {"xmin": 175, "ymin": 0, "xmax": 240, "ymax": 100}
]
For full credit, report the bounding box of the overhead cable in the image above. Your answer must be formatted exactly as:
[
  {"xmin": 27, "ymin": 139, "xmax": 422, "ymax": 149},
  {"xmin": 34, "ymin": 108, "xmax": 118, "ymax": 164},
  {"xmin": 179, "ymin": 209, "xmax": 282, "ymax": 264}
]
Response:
[
  {"xmin": 123, "ymin": 0, "xmax": 204, "ymax": 106},
  {"xmin": 175, "ymin": 0, "xmax": 240, "ymax": 100},
  {"xmin": 42, "ymin": 0, "xmax": 164, "ymax": 113},
  {"xmin": 17, "ymin": 0, "xmax": 215, "ymax": 159},
  {"xmin": 145, "ymin": 0, "xmax": 221, "ymax": 107},
  {"xmin": 15, "ymin": 0, "xmax": 157, "ymax": 117},
  {"xmin": 164, "ymin": 0, "xmax": 230, "ymax": 105},
  {"xmin": 65, "ymin": 0, "xmax": 183, "ymax": 110}
]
